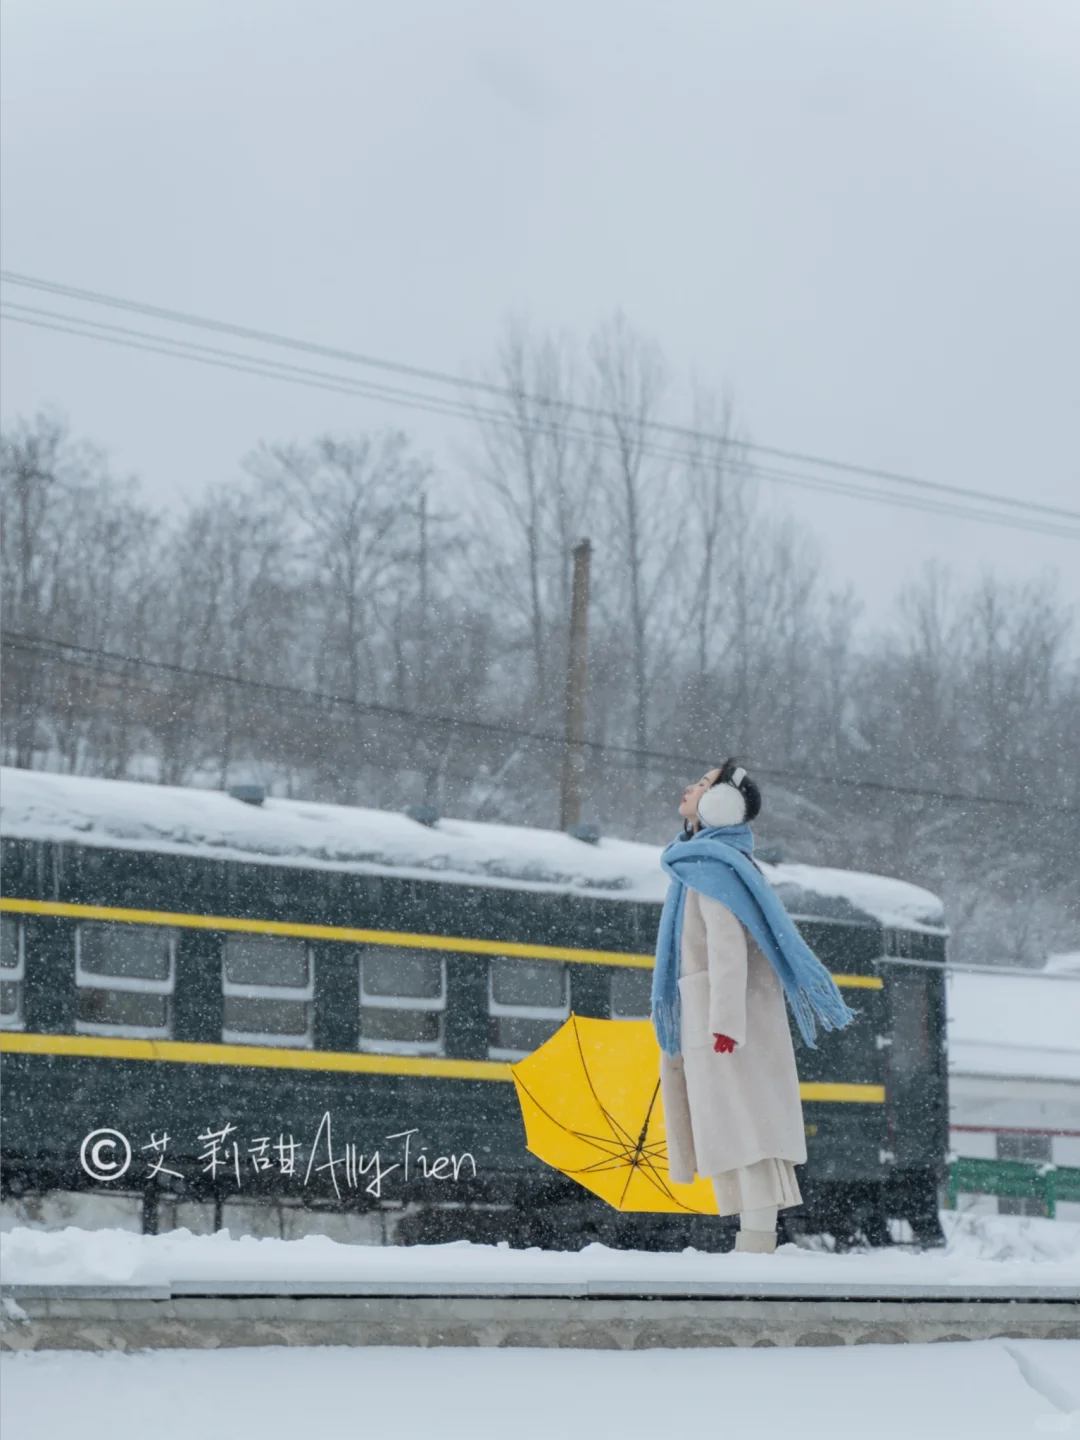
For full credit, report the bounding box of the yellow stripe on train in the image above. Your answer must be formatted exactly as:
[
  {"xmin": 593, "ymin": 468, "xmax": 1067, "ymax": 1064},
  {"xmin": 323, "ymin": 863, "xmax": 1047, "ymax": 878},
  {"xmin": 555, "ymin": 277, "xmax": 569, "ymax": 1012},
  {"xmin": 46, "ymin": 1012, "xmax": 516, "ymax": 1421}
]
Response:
[
  {"xmin": 0, "ymin": 1032, "xmax": 886, "ymax": 1102},
  {"xmin": 0, "ymin": 897, "xmax": 884, "ymax": 988}
]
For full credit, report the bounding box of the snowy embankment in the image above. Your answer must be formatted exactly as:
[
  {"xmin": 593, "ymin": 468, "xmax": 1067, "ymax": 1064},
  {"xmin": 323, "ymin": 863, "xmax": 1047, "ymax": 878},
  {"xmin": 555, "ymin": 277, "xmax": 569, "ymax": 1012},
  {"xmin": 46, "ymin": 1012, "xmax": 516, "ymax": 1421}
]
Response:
[{"xmin": 3, "ymin": 1211, "xmax": 1078, "ymax": 1292}]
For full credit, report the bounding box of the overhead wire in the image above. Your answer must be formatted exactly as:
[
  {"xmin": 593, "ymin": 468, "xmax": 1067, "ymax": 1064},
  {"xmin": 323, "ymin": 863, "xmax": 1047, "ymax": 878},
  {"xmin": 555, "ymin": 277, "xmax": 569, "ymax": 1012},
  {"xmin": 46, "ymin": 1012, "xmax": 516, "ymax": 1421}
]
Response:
[
  {"xmin": 5, "ymin": 279, "xmax": 1076, "ymax": 818},
  {"xmin": 3, "ymin": 269, "xmax": 1079, "ymax": 529},
  {"xmin": 6, "ymin": 630, "xmax": 1076, "ymax": 816},
  {"xmin": 3, "ymin": 299, "xmax": 1079, "ymax": 542}
]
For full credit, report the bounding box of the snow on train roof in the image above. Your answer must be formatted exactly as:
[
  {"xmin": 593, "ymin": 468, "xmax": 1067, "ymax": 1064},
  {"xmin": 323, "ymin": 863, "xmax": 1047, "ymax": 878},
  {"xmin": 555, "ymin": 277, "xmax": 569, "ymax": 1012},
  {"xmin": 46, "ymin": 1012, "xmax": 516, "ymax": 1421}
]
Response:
[{"xmin": 0, "ymin": 767, "xmax": 946, "ymax": 932}]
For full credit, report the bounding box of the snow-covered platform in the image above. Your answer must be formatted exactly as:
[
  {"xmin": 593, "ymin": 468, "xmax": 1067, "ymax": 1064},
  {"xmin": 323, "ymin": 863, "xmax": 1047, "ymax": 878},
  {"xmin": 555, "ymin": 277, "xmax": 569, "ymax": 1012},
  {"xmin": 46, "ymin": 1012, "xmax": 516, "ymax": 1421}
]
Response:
[{"xmin": 3, "ymin": 1214, "xmax": 1079, "ymax": 1349}]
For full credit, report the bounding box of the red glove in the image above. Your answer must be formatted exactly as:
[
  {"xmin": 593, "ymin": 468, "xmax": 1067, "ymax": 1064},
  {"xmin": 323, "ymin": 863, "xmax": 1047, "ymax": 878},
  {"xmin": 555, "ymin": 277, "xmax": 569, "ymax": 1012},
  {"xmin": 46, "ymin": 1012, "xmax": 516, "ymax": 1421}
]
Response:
[{"xmin": 713, "ymin": 1033, "xmax": 735, "ymax": 1054}]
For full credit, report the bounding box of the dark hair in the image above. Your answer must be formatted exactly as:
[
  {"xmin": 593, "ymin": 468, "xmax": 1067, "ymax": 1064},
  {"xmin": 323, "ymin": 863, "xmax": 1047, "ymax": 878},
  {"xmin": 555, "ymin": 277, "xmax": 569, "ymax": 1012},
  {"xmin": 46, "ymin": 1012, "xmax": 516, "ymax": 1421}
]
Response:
[{"xmin": 710, "ymin": 757, "xmax": 762, "ymax": 824}]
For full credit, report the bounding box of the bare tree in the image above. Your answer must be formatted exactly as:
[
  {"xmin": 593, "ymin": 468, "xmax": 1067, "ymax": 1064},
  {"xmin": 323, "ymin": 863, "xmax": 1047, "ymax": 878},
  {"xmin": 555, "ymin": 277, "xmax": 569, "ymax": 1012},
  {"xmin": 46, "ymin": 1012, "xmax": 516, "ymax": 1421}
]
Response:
[
  {"xmin": 250, "ymin": 432, "xmax": 426, "ymax": 701},
  {"xmin": 469, "ymin": 323, "xmax": 593, "ymax": 716},
  {"xmin": 0, "ymin": 416, "xmax": 68, "ymax": 766},
  {"xmin": 0, "ymin": 415, "xmax": 159, "ymax": 773},
  {"xmin": 588, "ymin": 315, "xmax": 678, "ymax": 825},
  {"xmin": 4, "ymin": 331, "xmax": 1078, "ymax": 970}
]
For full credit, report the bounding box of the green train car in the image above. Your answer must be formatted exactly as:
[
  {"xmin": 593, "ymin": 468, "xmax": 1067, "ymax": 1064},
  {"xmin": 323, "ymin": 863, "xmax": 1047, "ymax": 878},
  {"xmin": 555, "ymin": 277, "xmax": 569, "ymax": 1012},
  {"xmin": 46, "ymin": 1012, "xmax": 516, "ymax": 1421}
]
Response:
[{"xmin": 0, "ymin": 768, "xmax": 949, "ymax": 1248}]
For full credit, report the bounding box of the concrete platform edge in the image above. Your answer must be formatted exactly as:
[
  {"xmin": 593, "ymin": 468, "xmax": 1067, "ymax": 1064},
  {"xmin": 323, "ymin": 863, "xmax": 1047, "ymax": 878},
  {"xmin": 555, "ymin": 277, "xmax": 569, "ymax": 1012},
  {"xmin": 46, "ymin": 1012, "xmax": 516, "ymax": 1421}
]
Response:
[{"xmin": 3, "ymin": 1291, "xmax": 1078, "ymax": 1351}]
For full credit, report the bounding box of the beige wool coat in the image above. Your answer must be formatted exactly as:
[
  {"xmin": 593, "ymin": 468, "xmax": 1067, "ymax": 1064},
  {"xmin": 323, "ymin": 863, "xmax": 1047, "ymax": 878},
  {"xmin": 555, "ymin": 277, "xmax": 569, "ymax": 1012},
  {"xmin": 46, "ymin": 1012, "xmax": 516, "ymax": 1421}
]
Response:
[{"xmin": 660, "ymin": 887, "xmax": 808, "ymax": 1191}]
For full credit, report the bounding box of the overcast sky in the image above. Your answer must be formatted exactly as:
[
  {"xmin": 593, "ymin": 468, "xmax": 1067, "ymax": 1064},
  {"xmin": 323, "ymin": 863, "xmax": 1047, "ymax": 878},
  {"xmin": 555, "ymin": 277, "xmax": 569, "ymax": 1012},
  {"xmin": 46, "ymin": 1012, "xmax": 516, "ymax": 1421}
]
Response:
[{"xmin": 2, "ymin": 0, "xmax": 1078, "ymax": 626}]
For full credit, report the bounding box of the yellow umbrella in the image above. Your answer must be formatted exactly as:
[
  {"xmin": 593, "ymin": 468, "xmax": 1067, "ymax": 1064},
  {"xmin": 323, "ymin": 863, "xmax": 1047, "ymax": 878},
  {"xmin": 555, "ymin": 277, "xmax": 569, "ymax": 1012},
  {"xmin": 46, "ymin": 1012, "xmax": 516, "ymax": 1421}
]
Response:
[{"xmin": 510, "ymin": 1014, "xmax": 718, "ymax": 1214}]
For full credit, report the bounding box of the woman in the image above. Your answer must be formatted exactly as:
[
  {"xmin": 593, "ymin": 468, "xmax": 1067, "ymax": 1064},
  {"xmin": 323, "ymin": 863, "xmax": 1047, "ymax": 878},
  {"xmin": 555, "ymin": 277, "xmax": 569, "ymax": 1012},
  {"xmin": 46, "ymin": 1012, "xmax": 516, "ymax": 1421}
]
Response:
[{"xmin": 652, "ymin": 759, "xmax": 855, "ymax": 1253}]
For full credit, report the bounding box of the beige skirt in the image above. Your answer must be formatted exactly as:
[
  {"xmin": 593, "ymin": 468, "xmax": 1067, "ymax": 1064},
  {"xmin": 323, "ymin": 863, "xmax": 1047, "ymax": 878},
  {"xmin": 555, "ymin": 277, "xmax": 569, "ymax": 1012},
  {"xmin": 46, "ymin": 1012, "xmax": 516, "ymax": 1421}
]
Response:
[{"xmin": 709, "ymin": 1157, "xmax": 802, "ymax": 1217}]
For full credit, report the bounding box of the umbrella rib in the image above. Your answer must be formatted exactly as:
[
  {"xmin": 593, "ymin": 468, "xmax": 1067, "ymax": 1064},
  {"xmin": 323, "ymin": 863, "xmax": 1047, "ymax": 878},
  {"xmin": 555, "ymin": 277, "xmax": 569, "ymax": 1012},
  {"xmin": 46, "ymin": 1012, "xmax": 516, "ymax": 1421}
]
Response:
[
  {"xmin": 562, "ymin": 1158, "xmax": 637, "ymax": 1177},
  {"xmin": 633, "ymin": 1077, "xmax": 686, "ymax": 1206},
  {"xmin": 512, "ymin": 1073, "xmax": 630, "ymax": 1152},
  {"xmin": 629, "ymin": 1152, "xmax": 706, "ymax": 1212},
  {"xmin": 514, "ymin": 1026, "xmax": 710, "ymax": 1214},
  {"xmin": 617, "ymin": 1078, "xmax": 710, "ymax": 1213},
  {"xmin": 569, "ymin": 1015, "xmax": 639, "ymax": 1151},
  {"xmin": 560, "ymin": 1129, "xmax": 637, "ymax": 1154},
  {"xmin": 617, "ymin": 1158, "xmax": 638, "ymax": 1207},
  {"xmin": 617, "ymin": 1077, "xmax": 664, "ymax": 1207},
  {"xmin": 632, "ymin": 1143, "xmax": 709, "ymax": 1213},
  {"xmin": 565, "ymin": 1145, "xmax": 711, "ymax": 1209}
]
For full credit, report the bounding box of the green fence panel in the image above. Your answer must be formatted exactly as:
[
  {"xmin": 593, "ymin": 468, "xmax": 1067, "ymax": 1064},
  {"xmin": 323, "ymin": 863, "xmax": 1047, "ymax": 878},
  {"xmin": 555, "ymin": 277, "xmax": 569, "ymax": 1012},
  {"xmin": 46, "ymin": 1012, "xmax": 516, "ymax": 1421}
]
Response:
[{"xmin": 948, "ymin": 1158, "xmax": 1080, "ymax": 1219}]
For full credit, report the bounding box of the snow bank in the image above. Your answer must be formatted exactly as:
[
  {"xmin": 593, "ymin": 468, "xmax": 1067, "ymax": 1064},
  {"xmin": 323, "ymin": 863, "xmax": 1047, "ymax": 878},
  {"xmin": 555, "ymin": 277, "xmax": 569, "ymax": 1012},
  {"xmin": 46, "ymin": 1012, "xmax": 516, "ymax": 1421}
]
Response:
[
  {"xmin": 3, "ymin": 1211, "xmax": 1078, "ymax": 1293},
  {"xmin": 0, "ymin": 766, "xmax": 946, "ymax": 930}
]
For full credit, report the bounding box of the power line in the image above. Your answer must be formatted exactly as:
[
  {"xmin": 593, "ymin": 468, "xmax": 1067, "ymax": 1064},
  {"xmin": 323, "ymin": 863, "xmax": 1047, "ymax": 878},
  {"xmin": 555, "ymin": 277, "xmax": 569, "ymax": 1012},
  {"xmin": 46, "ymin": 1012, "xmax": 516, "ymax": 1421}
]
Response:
[
  {"xmin": 4, "ymin": 300, "xmax": 1079, "ymax": 543},
  {"xmin": 6, "ymin": 630, "xmax": 1075, "ymax": 815},
  {"xmin": 5, "ymin": 302, "xmax": 1076, "ymax": 541},
  {"xmin": 3, "ymin": 268, "xmax": 1078, "ymax": 530}
]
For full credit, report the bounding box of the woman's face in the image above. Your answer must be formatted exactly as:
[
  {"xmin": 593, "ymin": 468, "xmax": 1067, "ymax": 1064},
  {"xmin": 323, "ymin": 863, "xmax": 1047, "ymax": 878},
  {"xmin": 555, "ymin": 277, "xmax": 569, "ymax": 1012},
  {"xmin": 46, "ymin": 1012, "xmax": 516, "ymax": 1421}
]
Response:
[{"xmin": 679, "ymin": 768, "xmax": 721, "ymax": 825}]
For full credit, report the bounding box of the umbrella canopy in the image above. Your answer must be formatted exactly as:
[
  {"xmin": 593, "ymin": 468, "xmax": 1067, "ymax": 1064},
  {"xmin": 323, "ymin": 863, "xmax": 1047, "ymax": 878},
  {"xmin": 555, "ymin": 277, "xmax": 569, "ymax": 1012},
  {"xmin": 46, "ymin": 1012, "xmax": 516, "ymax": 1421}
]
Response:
[{"xmin": 510, "ymin": 1014, "xmax": 719, "ymax": 1214}]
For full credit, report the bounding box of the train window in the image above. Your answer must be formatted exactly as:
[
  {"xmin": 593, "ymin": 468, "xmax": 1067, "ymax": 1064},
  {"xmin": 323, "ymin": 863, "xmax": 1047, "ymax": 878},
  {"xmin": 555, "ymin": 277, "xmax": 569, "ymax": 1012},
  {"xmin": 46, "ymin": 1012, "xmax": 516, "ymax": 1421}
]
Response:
[
  {"xmin": 610, "ymin": 967, "xmax": 652, "ymax": 1020},
  {"xmin": 889, "ymin": 971, "xmax": 930, "ymax": 1076},
  {"xmin": 75, "ymin": 923, "xmax": 175, "ymax": 1037},
  {"xmin": 222, "ymin": 936, "xmax": 313, "ymax": 1047},
  {"xmin": 359, "ymin": 948, "xmax": 446, "ymax": 1055},
  {"xmin": 1, "ymin": 917, "xmax": 25, "ymax": 1030},
  {"xmin": 884, "ymin": 929, "xmax": 938, "ymax": 962},
  {"xmin": 488, "ymin": 958, "xmax": 569, "ymax": 1060}
]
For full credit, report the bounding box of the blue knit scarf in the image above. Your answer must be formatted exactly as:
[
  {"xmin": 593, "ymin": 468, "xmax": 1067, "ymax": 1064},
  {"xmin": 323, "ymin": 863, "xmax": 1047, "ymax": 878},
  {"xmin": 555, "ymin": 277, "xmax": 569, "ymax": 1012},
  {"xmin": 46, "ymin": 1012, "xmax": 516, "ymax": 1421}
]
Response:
[{"xmin": 650, "ymin": 824, "xmax": 856, "ymax": 1056}]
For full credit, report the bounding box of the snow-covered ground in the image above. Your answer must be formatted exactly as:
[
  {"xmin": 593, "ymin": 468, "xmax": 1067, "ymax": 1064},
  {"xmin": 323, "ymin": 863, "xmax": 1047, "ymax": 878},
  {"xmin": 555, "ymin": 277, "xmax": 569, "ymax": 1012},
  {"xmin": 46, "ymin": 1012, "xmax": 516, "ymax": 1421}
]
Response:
[
  {"xmin": 3, "ymin": 1341, "xmax": 1078, "ymax": 1440},
  {"xmin": 5, "ymin": 1215, "xmax": 1078, "ymax": 1437},
  {"xmin": 3, "ymin": 1212, "xmax": 1079, "ymax": 1292}
]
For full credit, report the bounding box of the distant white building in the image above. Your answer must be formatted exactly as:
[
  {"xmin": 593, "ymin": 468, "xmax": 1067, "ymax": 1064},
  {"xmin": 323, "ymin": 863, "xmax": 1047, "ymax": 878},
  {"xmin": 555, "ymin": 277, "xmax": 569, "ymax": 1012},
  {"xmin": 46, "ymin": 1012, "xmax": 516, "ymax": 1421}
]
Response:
[{"xmin": 948, "ymin": 956, "xmax": 1080, "ymax": 1220}]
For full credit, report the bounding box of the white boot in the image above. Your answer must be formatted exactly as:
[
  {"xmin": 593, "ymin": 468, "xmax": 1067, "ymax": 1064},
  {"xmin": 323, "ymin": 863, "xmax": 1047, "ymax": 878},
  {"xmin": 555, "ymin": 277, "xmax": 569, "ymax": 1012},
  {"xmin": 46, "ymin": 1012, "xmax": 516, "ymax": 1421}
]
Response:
[
  {"xmin": 735, "ymin": 1204, "xmax": 779, "ymax": 1254},
  {"xmin": 734, "ymin": 1227, "xmax": 777, "ymax": 1254}
]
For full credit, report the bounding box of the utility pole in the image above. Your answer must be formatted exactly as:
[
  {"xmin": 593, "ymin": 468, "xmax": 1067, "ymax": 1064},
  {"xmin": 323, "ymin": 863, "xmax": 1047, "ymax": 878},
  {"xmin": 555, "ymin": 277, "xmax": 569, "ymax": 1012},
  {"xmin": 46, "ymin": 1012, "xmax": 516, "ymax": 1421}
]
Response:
[
  {"xmin": 417, "ymin": 491, "xmax": 429, "ymax": 699},
  {"xmin": 560, "ymin": 539, "xmax": 592, "ymax": 832}
]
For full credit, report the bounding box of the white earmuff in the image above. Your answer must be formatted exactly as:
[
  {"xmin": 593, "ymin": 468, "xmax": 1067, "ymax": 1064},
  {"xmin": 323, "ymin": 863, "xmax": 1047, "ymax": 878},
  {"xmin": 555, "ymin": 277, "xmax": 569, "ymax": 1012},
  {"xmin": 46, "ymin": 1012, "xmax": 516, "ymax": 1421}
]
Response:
[{"xmin": 697, "ymin": 781, "xmax": 747, "ymax": 829}]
